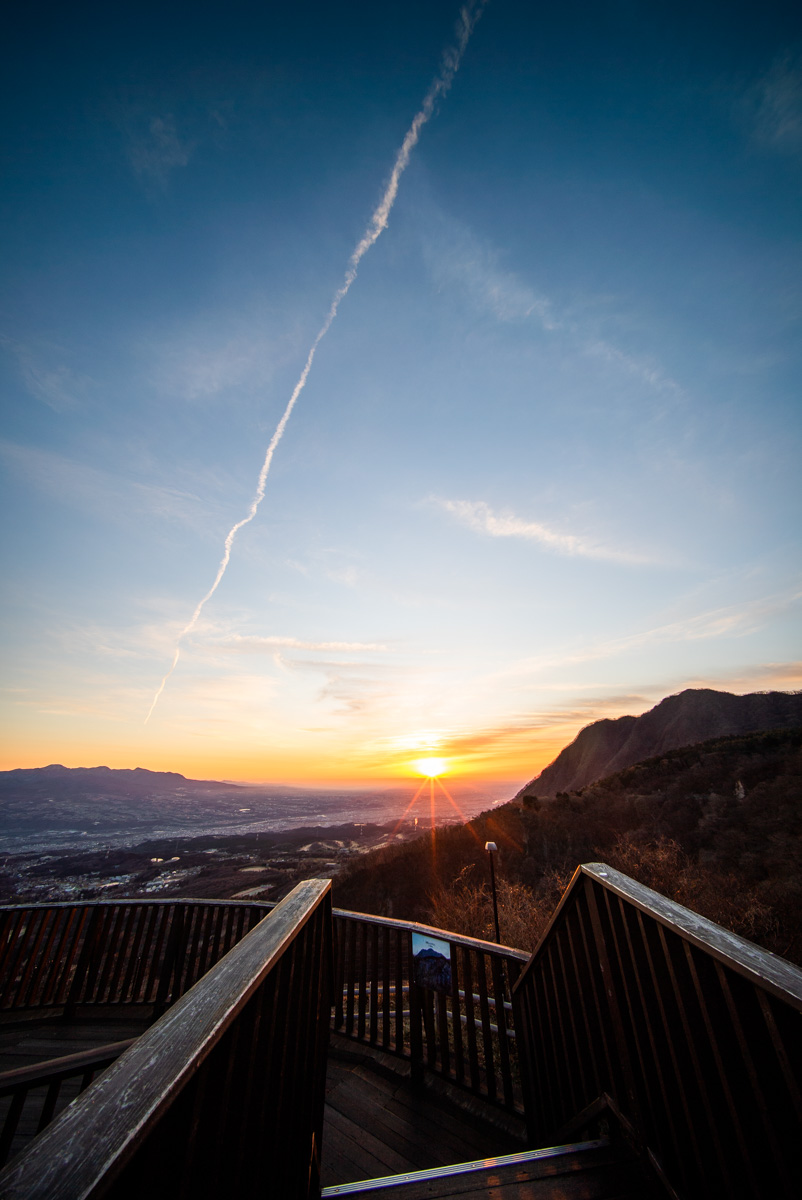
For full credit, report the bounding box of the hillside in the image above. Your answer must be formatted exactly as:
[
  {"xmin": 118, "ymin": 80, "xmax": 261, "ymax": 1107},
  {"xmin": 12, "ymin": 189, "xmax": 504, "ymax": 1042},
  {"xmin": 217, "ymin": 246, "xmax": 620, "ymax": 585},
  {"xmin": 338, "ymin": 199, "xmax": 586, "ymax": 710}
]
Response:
[
  {"xmin": 517, "ymin": 688, "xmax": 802, "ymax": 798},
  {"xmin": 332, "ymin": 726, "xmax": 802, "ymax": 964}
]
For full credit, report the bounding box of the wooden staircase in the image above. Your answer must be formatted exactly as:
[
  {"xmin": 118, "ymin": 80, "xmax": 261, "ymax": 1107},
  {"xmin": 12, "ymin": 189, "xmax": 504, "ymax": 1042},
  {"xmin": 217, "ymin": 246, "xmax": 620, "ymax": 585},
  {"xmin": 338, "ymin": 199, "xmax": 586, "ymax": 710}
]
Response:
[{"xmin": 321, "ymin": 1140, "xmax": 660, "ymax": 1198}]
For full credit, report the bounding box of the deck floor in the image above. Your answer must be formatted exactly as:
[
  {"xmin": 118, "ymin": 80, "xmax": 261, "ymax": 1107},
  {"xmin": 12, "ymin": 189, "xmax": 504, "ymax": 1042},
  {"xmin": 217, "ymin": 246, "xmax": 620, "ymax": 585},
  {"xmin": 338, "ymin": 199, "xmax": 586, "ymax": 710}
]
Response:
[
  {"xmin": 321, "ymin": 1035, "xmax": 526, "ymax": 1189},
  {"xmin": 0, "ymin": 1013, "xmax": 152, "ymax": 1075}
]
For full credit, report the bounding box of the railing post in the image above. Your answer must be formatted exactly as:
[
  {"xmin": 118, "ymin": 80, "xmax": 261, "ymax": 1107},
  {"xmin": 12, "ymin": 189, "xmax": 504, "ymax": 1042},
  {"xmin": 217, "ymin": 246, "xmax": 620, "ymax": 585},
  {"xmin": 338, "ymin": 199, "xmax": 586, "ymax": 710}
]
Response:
[{"xmin": 407, "ymin": 932, "xmax": 425, "ymax": 1089}]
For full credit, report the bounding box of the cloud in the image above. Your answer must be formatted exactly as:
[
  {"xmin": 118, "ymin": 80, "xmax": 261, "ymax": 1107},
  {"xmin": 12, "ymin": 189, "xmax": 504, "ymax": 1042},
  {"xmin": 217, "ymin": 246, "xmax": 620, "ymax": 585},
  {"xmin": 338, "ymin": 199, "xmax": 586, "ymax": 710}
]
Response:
[
  {"xmin": 505, "ymin": 587, "xmax": 802, "ymax": 677},
  {"xmin": 421, "ymin": 213, "xmax": 683, "ymax": 397},
  {"xmin": 129, "ymin": 115, "xmax": 195, "ymax": 188},
  {"xmin": 748, "ymin": 50, "xmax": 802, "ymax": 156},
  {"xmin": 682, "ymin": 660, "xmax": 802, "ymax": 693},
  {"xmin": 0, "ymin": 438, "xmax": 224, "ymax": 538},
  {"xmin": 146, "ymin": 312, "xmax": 298, "ymax": 403},
  {"xmin": 1, "ymin": 338, "xmax": 91, "ymax": 412},
  {"xmin": 433, "ymin": 497, "xmax": 651, "ymax": 564},
  {"xmin": 424, "ymin": 223, "xmax": 558, "ymax": 328},
  {"xmin": 215, "ymin": 634, "xmax": 388, "ymax": 654}
]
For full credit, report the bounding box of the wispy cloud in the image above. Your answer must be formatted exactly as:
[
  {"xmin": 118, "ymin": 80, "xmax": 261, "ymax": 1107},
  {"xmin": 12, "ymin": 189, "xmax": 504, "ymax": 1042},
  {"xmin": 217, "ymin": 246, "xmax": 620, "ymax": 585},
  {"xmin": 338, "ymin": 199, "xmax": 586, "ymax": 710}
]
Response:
[
  {"xmin": 422, "ymin": 214, "xmax": 683, "ymax": 398},
  {"xmin": 506, "ymin": 587, "xmax": 802, "ymax": 676},
  {"xmin": 425, "ymin": 224, "xmax": 558, "ymax": 328},
  {"xmin": 748, "ymin": 49, "xmax": 802, "ymax": 156},
  {"xmin": 433, "ymin": 694, "xmax": 652, "ymax": 762},
  {"xmin": 144, "ymin": 309, "xmax": 300, "ymax": 403},
  {"xmin": 216, "ymin": 634, "xmax": 388, "ymax": 654},
  {"xmin": 0, "ymin": 438, "xmax": 226, "ymax": 539},
  {"xmin": 128, "ymin": 115, "xmax": 195, "ymax": 188},
  {"xmin": 681, "ymin": 660, "xmax": 802, "ymax": 693},
  {"xmin": 433, "ymin": 497, "xmax": 652, "ymax": 564},
  {"xmin": 1, "ymin": 338, "xmax": 91, "ymax": 412}
]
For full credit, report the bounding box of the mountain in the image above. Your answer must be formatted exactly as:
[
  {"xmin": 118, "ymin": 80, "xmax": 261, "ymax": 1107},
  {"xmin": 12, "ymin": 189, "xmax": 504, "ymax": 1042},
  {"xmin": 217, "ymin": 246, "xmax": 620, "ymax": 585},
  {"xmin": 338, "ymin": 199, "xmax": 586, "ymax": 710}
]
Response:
[
  {"xmin": 0, "ymin": 765, "xmax": 233, "ymax": 795},
  {"xmin": 334, "ymin": 726, "xmax": 802, "ymax": 963},
  {"xmin": 0, "ymin": 765, "xmax": 350, "ymax": 849},
  {"xmin": 517, "ymin": 688, "xmax": 802, "ymax": 800}
]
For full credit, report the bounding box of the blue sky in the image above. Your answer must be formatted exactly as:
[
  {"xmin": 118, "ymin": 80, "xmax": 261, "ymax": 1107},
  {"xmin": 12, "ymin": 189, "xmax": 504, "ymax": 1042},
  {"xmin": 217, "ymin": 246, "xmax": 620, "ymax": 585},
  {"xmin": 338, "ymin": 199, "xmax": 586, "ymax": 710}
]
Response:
[{"xmin": 1, "ymin": 0, "xmax": 800, "ymax": 785}]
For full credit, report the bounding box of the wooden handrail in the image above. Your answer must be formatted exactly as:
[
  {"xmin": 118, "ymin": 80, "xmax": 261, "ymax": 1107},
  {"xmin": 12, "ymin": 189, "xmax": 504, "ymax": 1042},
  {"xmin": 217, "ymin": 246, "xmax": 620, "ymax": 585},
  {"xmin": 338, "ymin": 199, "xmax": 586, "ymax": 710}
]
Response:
[
  {"xmin": 512, "ymin": 862, "xmax": 802, "ymax": 1200},
  {"xmin": 0, "ymin": 880, "xmax": 333, "ymax": 1200},
  {"xmin": 0, "ymin": 1040, "xmax": 136, "ymax": 1170},
  {"xmin": 581, "ymin": 864, "xmax": 802, "ymax": 1004},
  {"xmin": 329, "ymin": 907, "xmax": 529, "ymax": 960},
  {"xmin": 0, "ymin": 1040, "xmax": 135, "ymax": 1094}
]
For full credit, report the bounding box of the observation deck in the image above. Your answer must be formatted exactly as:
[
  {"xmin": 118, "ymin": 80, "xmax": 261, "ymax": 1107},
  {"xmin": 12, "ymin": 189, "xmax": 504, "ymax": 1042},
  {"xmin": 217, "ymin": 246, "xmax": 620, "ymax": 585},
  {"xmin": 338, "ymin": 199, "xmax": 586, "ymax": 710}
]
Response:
[{"xmin": 0, "ymin": 864, "xmax": 799, "ymax": 1198}]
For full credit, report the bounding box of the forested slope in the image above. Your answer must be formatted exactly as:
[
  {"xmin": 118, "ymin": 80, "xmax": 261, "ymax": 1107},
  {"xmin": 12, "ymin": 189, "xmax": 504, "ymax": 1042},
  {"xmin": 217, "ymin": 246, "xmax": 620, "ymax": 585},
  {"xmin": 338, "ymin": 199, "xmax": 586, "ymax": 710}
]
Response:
[{"xmin": 332, "ymin": 726, "xmax": 802, "ymax": 963}]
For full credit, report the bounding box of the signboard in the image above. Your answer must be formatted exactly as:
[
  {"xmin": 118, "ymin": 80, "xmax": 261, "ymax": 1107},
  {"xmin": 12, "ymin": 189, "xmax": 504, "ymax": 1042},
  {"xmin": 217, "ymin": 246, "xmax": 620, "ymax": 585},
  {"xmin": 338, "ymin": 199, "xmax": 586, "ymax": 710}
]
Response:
[{"xmin": 411, "ymin": 932, "xmax": 452, "ymax": 992}]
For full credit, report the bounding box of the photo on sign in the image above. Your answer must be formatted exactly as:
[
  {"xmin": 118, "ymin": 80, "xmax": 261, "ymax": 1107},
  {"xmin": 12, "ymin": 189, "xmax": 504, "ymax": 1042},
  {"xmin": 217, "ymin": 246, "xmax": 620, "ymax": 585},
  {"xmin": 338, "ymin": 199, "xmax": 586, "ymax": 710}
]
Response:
[{"xmin": 411, "ymin": 932, "xmax": 452, "ymax": 992}]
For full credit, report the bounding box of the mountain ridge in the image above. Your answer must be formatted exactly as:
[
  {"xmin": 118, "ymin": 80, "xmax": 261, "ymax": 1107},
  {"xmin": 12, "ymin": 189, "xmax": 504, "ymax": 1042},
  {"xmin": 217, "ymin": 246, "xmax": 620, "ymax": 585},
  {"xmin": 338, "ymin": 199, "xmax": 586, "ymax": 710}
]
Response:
[{"xmin": 518, "ymin": 687, "xmax": 802, "ymax": 800}]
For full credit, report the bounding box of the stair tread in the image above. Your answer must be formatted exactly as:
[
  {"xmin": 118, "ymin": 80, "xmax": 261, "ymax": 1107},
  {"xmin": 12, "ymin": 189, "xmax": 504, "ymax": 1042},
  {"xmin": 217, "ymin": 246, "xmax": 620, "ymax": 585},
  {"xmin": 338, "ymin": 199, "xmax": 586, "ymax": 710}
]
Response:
[{"xmin": 322, "ymin": 1140, "xmax": 660, "ymax": 1198}]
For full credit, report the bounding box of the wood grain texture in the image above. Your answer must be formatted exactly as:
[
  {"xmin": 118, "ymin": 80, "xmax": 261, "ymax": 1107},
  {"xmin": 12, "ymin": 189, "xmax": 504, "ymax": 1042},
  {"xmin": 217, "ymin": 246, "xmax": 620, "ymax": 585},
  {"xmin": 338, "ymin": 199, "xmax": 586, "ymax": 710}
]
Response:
[{"xmin": 0, "ymin": 880, "xmax": 331, "ymax": 1200}]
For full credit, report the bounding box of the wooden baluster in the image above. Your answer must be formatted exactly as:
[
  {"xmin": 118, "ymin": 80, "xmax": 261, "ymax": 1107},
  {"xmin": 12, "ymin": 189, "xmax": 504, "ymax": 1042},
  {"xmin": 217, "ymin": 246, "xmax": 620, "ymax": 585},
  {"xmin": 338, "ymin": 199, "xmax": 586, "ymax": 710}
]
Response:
[
  {"xmin": 381, "ymin": 924, "xmax": 392, "ymax": 1049},
  {"xmin": 16, "ymin": 908, "xmax": 52, "ymax": 1009},
  {"xmin": 107, "ymin": 906, "xmax": 139, "ymax": 1002},
  {"xmin": 422, "ymin": 987, "xmax": 437, "ymax": 1068},
  {"xmin": 491, "ymin": 954, "xmax": 514, "ymax": 1108},
  {"xmin": 435, "ymin": 987, "xmax": 450, "ymax": 1078},
  {"xmin": 460, "ymin": 945, "xmax": 480, "ymax": 1093},
  {"xmin": 0, "ymin": 910, "xmax": 25, "ymax": 990},
  {"xmin": 408, "ymin": 931, "xmax": 424, "ymax": 1087},
  {"xmin": 130, "ymin": 905, "xmax": 159, "ymax": 1003},
  {"xmin": 26, "ymin": 908, "xmax": 62, "ymax": 1008},
  {"xmin": 356, "ymin": 921, "xmax": 369, "ymax": 1042},
  {"xmin": 475, "ymin": 950, "xmax": 496, "ymax": 1101},
  {"xmin": 394, "ymin": 927, "xmax": 405, "ymax": 1055},
  {"xmin": 344, "ymin": 917, "xmax": 356, "ymax": 1037},
  {"xmin": 94, "ymin": 907, "xmax": 125, "ymax": 1003},
  {"xmin": 64, "ymin": 906, "xmax": 103, "ymax": 1018},
  {"xmin": 449, "ymin": 944, "xmax": 465, "ymax": 1087},
  {"xmin": 369, "ymin": 923, "xmax": 380, "ymax": 1045}
]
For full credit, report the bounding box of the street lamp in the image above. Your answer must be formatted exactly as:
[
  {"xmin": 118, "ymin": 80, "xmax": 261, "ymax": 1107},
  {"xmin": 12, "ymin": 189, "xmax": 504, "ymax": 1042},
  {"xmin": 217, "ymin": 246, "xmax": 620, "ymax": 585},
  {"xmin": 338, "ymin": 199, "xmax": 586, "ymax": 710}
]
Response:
[{"xmin": 485, "ymin": 841, "xmax": 500, "ymax": 943}]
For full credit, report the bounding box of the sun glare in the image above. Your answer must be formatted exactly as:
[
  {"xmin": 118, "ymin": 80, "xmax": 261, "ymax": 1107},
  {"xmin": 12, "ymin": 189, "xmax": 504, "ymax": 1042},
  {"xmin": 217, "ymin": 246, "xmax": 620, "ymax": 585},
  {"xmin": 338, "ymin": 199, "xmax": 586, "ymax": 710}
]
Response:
[{"xmin": 413, "ymin": 756, "xmax": 448, "ymax": 778}]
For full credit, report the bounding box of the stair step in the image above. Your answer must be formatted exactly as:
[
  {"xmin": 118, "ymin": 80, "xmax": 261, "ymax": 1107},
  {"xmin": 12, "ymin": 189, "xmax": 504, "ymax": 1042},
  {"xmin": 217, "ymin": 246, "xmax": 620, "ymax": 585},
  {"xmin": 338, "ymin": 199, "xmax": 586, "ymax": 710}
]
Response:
[{"xmin": 320, "ymin": 1138, "xmax": 649, "ymax": 1197}]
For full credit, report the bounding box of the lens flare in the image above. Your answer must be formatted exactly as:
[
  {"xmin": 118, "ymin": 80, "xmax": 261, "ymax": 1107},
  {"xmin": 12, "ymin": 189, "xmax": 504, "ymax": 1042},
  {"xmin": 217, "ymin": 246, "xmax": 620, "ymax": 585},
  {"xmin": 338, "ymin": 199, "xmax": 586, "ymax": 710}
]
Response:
[{"xmin": 414, "ymin": 756, "xmax": 448, "ymax": 778}]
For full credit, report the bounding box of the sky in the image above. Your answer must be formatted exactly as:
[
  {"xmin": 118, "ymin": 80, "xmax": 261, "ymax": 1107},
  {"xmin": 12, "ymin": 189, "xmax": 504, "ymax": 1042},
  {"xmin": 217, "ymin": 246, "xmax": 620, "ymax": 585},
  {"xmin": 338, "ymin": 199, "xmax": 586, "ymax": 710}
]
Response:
[{"xmin": 1, "ymin": 0, "xmax": 800, "ymax": 788}]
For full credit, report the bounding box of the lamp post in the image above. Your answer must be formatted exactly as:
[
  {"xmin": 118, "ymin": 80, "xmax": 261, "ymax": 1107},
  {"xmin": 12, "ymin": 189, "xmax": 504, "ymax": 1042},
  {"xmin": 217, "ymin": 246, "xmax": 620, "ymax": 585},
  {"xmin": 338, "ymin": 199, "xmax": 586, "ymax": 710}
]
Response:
[{"xmin": 485, "ymin": 841, "xmax": 500, "ymax": 943}]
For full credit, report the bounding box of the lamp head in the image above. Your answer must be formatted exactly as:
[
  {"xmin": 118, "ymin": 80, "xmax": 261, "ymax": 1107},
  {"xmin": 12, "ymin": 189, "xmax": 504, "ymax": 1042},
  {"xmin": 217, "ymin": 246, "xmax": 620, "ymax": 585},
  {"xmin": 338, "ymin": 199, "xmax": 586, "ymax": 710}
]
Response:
[{"xmin": 485, "ymin": 841, "xmax": 497, "ymax": 853}]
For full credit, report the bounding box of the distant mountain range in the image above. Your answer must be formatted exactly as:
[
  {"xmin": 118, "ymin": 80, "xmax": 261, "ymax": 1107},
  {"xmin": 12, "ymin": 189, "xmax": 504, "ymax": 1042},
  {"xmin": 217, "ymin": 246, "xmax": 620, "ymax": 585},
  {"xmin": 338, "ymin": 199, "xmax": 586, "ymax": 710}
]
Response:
[
  {"xmin": 518, "ymin": 688, "xmax": 802, "ymax": 799},
  {"xmin": 0, "ymin": 764, "xmax": 244, "ymax": 796},
  {"xmin": 0, "ymin": 765, "xmax": 369, "ymax": 850},
  {"xmin": 0, "ymin": 765, "xmax": 505, "ymax": 853}
]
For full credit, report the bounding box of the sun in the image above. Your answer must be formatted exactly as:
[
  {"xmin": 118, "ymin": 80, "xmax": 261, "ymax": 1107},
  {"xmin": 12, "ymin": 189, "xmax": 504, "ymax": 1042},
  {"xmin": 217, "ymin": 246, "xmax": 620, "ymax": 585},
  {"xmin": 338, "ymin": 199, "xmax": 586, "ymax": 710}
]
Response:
[{"xmin": 413, "ymin": 756, "xmax": 448, "ymax": 778}]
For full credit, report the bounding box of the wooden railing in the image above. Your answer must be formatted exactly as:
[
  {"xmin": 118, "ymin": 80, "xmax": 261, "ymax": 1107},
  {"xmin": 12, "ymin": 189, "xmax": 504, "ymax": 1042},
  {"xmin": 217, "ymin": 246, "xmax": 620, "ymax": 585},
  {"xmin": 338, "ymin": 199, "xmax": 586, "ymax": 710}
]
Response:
[
  {"xmin": 0, "ymin": 881, "xmax": 332, "ymax": 1200},
  {"xmin": 332, "ymin": 909, "xmax": 529, "ymax": 1113},
  {"xmin": 512, "ymin": 863, "xmax": 802, "ymax": 1200},
  {"xmin": 0, "ymin": 1039, "xmax": 135, "ymax": 1168},
  {"xmin": 0, "ymin": 897, "xmax": 273, "ymax": 1015}
]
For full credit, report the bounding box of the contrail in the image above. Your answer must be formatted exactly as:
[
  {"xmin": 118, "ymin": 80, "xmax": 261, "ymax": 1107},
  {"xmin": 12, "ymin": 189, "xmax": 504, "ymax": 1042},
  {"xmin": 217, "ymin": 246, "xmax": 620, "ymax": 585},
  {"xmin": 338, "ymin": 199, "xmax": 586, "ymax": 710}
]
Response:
[{"xmin": 145, "ymin": 1, "xmax": 487, "ymax": 723}]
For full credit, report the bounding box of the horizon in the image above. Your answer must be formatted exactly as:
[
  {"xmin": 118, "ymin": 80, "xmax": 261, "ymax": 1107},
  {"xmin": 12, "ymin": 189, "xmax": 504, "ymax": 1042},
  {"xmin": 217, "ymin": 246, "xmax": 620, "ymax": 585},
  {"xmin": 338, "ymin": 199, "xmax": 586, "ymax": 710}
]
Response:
[{"xmin": 1, "ymin": 1, "xmax": 800, "ymax": 788}]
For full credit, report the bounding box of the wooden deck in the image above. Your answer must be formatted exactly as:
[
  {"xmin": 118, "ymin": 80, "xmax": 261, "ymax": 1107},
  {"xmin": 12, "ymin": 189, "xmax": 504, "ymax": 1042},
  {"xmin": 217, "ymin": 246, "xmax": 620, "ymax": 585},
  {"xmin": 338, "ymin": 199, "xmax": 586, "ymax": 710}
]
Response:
[
  {"xmin": 322, "ymin": 1033, "xmax": 526, "ymax": 1189},
  {"xmin": 0, "ymin": 1012, "xmax": 153, "ymax": 1076}
]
